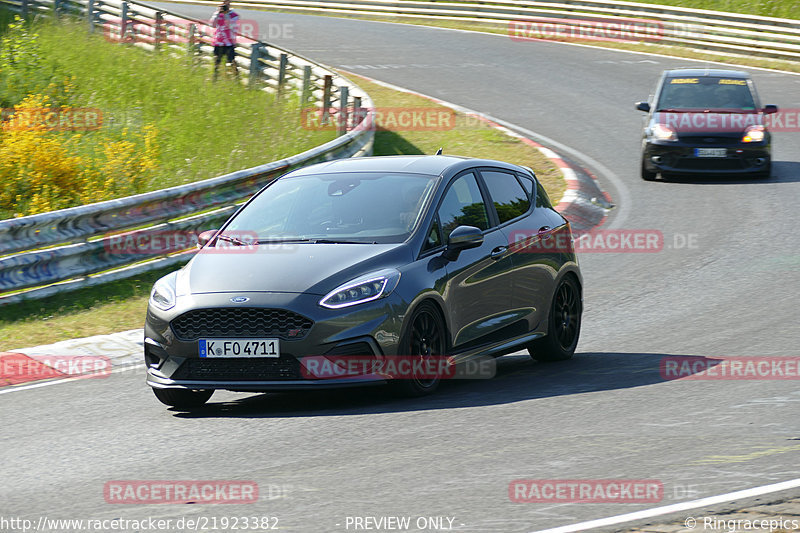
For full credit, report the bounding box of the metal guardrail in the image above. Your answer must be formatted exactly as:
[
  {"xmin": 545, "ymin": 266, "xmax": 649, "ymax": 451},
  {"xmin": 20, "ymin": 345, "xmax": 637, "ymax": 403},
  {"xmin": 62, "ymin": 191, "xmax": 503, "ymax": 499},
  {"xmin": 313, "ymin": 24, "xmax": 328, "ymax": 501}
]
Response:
[
  {"xmin": 166, "ymin": 0, "xmax": 800, "ymax": 61},
  {"xmin": 0, "ymin": 0, "xmax": 375, "ymax": 305}
]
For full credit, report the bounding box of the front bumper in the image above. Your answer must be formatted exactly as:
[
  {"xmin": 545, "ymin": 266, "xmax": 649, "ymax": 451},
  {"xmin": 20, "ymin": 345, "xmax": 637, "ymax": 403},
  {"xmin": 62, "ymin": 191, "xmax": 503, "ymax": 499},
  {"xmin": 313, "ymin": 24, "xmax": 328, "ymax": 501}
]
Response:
[
  {"xmin": 643, "ymin": 139, "xmax": 770, "ymax": 175},
  {"xmin": 144, "ymin": 291, "xmax": 403, "ymax": 392}
]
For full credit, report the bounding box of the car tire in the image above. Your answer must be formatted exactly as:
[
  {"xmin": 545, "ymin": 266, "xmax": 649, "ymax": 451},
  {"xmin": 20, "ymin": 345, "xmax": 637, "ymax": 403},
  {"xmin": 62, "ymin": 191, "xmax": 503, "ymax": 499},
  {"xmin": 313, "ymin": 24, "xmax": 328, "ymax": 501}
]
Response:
[
  {"xmin": 152, "ymin": 388, "xmax": 213, "ymax": 408},
  {"xmin": 528, "ymin": 275, "xmax": 582, "ymax": 362},
  {"xmin": 391, "ymin": 301, "xmax": 447, "ymax": 397},
  {"xmin": 641, "ymin": 158, "xmax": 657, "ymax": 181}
]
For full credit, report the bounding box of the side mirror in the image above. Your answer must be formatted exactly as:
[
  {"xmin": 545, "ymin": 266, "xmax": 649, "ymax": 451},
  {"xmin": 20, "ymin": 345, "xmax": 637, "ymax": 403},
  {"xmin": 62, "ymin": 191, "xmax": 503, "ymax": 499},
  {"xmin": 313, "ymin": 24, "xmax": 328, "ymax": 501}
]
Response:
[
  {"xmin": 443, "ymin": 225, "xmax": 483, "ymax": 261},
  {"xmin": 635, "ymin": 102, "xmax": 651, "ymax": 112},
  {"xmin": 763, "ymin": 104, "xmax": 778, "ymax": 115},
  {"xmin": 197, "ymin": 229, "xmax": 218, "ymax": 248}
]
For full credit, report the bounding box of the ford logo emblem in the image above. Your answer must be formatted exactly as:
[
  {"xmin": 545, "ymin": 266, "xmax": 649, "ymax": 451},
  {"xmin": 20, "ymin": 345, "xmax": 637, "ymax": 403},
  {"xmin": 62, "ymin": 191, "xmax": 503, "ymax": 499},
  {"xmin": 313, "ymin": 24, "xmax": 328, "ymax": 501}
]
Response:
[{"xmin": 230, "ymin": 296, "xmax": 250, "ymax": 303}]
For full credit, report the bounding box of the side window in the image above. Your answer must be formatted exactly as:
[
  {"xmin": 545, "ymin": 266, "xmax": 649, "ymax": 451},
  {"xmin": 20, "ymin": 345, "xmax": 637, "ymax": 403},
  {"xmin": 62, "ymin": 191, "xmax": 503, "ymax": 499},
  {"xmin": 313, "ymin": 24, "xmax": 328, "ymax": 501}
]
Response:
[
  {"xmin": 481, "ymin": 170, "xmax": 531, "ymax": 224},
  {"xmin": 517, "ymin": 174, "xmax": 535, "ymax": 198},
  {"xmin": 437, "ymin": 172, "xmax": 490, "ymax": 238},
  {"xmin": 422, "ymin": 215, "xmax": 443, "ymax": 252}
]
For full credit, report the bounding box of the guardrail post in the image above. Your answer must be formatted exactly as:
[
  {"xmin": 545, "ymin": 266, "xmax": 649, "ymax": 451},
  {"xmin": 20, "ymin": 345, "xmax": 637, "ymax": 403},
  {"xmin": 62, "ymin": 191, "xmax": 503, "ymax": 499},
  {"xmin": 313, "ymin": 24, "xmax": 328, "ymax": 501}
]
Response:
[
  {"xmin": 337, "ymin": 86, "xmax": 349, "ymax": 136},
  {"xmin": 87, "ymin": 0, "xmax": 94, "ymax": 32},
  {"xmin": 154, "ymin": 11, "xmax": 164, "ymax": 50},
  {"xmin": 120, "ymin": 1, "xmax": 129, "ymax": 42},
  {"xmin": 301, "ymin": 65, "xmax": 312, "ymax": 105},
  {"xmin": 187, "ymin": 22, "xmax": 196, "ymax": 57},
  {"xmin": 249, "ymin": 43, "xmax": 264, "ymax": 88},
  {"xmin": 277, "ymin": 53, "xmax": 288, "ymax": 96},
  {"xmin": 322, "ymin": 75, "xmax": 332, "ymax": 125},
  {"xmin": 353, "ymin": 96, "xmax": 363, "ymax": 128}
]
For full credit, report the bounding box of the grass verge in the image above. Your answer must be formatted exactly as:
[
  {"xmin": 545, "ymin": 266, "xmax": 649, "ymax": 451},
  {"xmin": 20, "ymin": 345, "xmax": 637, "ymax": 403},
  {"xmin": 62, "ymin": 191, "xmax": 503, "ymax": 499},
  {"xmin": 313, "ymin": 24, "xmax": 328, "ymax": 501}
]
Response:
[
  {"xmin": 0, "ymin": 12, "xmax": 335, "ymax": 217},
  {"xmin": 0, "ymin": 72, "xmax": 565, "ymax": 350}
]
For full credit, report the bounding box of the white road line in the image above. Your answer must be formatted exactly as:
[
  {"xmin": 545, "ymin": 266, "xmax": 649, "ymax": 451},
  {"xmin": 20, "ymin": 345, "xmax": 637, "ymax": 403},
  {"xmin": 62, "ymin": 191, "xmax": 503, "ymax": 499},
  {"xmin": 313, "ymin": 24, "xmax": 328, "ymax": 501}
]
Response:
[
  {"xmin": 0, "ymin": 363, "xmax": 144, "ymax": 395},
  {"xmin": 528, "ymin": 477, "xmax": 800, "ymax": 533}
]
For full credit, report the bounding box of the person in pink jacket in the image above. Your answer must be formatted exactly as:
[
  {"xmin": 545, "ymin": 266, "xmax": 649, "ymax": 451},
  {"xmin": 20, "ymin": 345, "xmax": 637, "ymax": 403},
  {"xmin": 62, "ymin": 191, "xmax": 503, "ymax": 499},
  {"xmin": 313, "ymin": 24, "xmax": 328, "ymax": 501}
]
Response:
[{"xmin": 209, "ymin": 0, "xmax": 240, "ymax": 80}]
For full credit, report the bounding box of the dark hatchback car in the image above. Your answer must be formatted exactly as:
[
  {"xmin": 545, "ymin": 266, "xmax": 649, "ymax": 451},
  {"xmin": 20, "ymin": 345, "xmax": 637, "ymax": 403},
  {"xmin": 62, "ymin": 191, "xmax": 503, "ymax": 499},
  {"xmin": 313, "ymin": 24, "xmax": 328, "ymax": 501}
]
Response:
[
  {"xmin": 144, "ymin": 155, "xmax": 582, "ymax": 408},
  {"xmin": 636, "ymin": 68, "xmax": 778, "ymax": 180}
]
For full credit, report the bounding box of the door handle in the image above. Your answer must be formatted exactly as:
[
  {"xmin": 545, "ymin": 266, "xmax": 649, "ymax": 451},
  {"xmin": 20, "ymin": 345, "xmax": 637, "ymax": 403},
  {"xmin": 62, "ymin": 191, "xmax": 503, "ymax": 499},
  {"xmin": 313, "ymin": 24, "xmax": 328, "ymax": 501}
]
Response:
[
  {"xmin": 538, "ymin": 226, "xmax": 552, "ymax": 239},
  {"xmin": 490, "ymin": 246, "xmax": 508, "ymax": 260}
]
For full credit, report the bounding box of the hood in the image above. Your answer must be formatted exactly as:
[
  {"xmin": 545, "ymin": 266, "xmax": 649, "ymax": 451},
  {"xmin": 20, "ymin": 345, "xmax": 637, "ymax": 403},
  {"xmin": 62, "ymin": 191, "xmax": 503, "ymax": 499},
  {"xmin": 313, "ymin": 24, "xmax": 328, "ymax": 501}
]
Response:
[
  {"xmin": 181, "ymin": 242, "xmax": 410, "ymax": 296},
  {"xmin": 654, "ymin": 111, "xmax": 764, "ymax": 136}
]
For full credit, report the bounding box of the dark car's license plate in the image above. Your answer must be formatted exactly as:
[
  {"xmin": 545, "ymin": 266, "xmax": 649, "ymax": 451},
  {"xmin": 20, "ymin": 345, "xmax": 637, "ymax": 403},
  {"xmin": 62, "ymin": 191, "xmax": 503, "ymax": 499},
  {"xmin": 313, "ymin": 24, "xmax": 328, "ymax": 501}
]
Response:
[
  {"xmin": 199, "ymin": 339, "xmax": 280, "ymax": 358},
  {"xmin": 695, "ymin": 148, "xmax": 727, "ymax": 158}
]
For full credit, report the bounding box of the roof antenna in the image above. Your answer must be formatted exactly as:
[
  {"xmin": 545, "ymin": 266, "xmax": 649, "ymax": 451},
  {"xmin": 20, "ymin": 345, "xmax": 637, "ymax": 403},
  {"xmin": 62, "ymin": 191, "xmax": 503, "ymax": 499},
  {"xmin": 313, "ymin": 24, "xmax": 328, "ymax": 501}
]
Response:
[{"xmin": 435, "ymin": 148, "xmax": 443, "ymax": 155}]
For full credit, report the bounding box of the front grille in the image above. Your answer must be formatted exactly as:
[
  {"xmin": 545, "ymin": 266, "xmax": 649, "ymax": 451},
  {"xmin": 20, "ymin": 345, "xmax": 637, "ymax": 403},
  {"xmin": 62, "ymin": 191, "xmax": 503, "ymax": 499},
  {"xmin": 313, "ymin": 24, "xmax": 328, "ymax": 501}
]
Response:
[
  {"xmin": 172, "ymin": 356, "xmax": 302, "ymax": 381},
  {"xmin": 674, "ymin": 158, "xmax": 744, "ymax": 171},
  {"xmin": 171, "ymin": 308, "xmax": 313, "ymax": 341},
  {"xmin": 680, "ymin": 136, "xmax": 737, "ymax": 144}
]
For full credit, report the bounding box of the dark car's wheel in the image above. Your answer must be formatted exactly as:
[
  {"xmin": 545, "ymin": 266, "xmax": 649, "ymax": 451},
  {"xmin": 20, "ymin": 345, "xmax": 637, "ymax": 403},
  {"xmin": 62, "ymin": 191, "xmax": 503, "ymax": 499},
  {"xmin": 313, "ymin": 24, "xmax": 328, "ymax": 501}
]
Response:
[
  {"xmin": 641, "ymin": 157, "xmax": 657, "ymax": 181},
  {"xmin": 528, "ymin": 276, "xmax": 581, "ymax": 362},
  {"xmin": 391, "ymin": 302, "xmax": 447, "ymax": 397},
  {"xmin": 152, "ymin": 388, "xmax": 213, "ymax": 408}
]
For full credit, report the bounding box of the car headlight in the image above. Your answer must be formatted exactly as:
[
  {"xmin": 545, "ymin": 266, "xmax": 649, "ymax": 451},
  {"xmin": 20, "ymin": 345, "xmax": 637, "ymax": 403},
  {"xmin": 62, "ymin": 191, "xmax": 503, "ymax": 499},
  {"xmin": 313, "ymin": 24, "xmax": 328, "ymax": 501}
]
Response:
[
  {"xmin": 652, "ymin": 123, "xmax": 677, "ymax": 141},
  {"xmin": 150, "ymin": 272, "xmax": 178, "ymax": 311},
  {"xmin": 320, "ymin": 268, "xmax": 401, "ymax": 309},
  {"xmin": 742, "ymin": 125, "xmax": 765, "ymax": 143}
]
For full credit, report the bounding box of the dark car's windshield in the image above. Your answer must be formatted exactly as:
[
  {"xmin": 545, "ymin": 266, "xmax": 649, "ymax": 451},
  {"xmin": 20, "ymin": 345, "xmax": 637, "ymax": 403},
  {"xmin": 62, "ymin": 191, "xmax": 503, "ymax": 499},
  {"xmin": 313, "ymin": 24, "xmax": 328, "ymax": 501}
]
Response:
[
  {"xmin": 225, "ymin": 172, "xmax": 438, "ymax": 244},
  {"xmin": 657, "ymin": 76, "xmax": 756, "ymax": 112}
]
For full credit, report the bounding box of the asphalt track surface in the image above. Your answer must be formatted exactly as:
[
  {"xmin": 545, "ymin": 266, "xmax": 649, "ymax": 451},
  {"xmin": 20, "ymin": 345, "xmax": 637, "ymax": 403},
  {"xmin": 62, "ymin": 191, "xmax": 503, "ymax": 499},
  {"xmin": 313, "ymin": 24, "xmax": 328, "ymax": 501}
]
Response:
[{"xmin": 3, "ymin": 9, "xmax": 800, "ymax": 533}]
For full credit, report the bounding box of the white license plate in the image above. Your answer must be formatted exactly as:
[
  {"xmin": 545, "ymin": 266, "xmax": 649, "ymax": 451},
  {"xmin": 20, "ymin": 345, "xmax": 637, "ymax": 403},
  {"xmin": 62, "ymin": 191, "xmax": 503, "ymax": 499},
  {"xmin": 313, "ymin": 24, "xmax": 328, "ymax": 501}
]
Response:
[
  {"xmin": 199, "ymin": 339, "xmax": 280, "ymax": 358},
  {"xmin": 695, "ymin": 148, "xmax": 727, "ymax": 158}
]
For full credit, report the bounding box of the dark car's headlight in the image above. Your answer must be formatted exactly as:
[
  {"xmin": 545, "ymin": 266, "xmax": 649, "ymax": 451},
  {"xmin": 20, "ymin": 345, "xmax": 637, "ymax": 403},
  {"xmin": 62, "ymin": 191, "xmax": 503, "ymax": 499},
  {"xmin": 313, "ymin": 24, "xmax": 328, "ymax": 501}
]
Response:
[
  {"xmin": 150, "ymin": 272, "xmax": 178, "ymax": 311},
  {"xmin": 320, "ymin": 269, "xmax": 401, "ymax": 309},
  {"xmin": 742, "ymin": 125, "xmax": 765, "ymax": 143},
  {"xmin": 651, "ymin": 123, "xmax": 677, "ymax": 141}
]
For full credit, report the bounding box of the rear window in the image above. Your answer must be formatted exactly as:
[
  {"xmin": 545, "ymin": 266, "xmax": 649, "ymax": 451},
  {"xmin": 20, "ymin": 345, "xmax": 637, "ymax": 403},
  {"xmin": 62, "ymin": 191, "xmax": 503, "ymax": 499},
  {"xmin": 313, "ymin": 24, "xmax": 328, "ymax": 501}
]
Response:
[{"xmin": 658, "ymin": 77, "xmax": 756, "ymax": 111}]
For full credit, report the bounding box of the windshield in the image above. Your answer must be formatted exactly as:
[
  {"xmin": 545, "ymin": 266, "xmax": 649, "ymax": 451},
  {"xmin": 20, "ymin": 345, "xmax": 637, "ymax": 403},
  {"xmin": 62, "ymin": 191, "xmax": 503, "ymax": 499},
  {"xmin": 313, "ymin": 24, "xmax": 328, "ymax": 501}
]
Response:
[
  {"xmin": 657, "ymin": 77, "xmax": 756, "ymax": 112},
  {"xmin": 225, "ymin": 172, "xmax": 438, "ymax": 244}
]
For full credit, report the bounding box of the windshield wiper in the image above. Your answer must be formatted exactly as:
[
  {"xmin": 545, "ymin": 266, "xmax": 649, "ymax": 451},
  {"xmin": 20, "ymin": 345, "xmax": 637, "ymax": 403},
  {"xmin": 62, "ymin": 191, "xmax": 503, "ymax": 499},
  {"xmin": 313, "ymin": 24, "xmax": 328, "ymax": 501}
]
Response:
[
  {"xmin": 255, "ymin": 238, "xmax": 376, "ymax": 245},
  {"xmin": 255, "ymin": 238, "xmax": 314, "ymax": 244},
  {"xmin": 216, "ymin": 234, "xmax": 249, "ymax": 246},
  {"xmin": 312, "ymin": 239, "xmax": 377, "ymax": 244}
]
